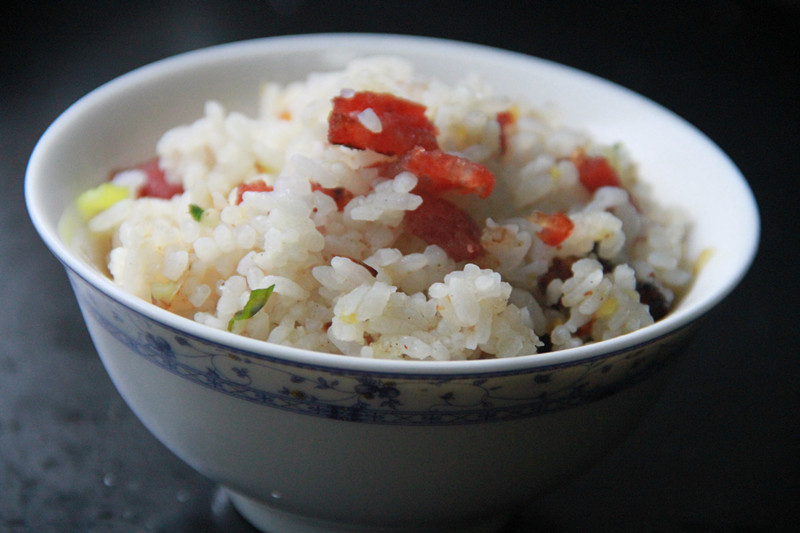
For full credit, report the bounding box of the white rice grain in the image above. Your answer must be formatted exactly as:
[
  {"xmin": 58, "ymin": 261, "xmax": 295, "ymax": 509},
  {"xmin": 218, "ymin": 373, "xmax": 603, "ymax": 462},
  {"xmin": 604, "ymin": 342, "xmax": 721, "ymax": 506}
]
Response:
[{"xmin": 357, "ymin": 108, "xmax": 382, "ymax": 133}]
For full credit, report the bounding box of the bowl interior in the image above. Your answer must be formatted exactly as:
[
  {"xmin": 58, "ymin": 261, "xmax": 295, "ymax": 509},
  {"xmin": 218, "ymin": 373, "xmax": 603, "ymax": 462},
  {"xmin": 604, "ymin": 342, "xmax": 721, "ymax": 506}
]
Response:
[{"xmin": 25, "ymin": 33, "xmax": 760, "ymax": 371}]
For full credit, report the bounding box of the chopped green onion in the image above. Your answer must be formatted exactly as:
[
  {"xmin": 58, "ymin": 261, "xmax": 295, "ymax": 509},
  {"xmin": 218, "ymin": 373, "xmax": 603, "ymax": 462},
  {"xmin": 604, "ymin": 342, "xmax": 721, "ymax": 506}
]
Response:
[
  {"xmin": 189, "ymin": 203, "xmax": 204, "ymax": 221},
  {"xmin": 227, "ymin": 285, "xmax": 275, "ymax": 332},
  {"xmin": 151, "ymin": 281, "xmax": 179, "ymax": 303},
  {"xmin": 76, "ymin": 183, "xmax": 129, "ymax": 219}
]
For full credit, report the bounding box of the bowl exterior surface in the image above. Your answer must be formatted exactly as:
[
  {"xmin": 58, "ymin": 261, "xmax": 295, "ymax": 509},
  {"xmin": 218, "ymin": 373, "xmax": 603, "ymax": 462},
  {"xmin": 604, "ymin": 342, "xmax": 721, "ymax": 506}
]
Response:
[
  {"xmin": 70, "ymin": 267, "xmax": 694, "ymax": 426},
  {"xmin": 67, "ymin": 267, "xmax": 695, "ymax": 527}
]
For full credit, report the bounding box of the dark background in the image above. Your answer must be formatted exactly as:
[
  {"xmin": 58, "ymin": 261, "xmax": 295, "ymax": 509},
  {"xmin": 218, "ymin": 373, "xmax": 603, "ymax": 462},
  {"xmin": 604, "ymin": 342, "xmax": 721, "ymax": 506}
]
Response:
[{"xmin": 2, "ymin": 1, "xmax": 798, "ymax": 531}]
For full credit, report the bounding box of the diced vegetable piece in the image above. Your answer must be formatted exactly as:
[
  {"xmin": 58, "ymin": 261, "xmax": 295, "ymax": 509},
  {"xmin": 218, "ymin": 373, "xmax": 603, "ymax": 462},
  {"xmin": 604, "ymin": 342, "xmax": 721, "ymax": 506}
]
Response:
[
  {"xmin": 400, "ymin": 147, "xmax": 495, "ymax": 199},
  {"xmin": 76, "ymin": 183, "xmax": 130, "ymax": 219},
  {"xmin": 189, "ymin": 204, "xmax": 204, "ymax": 221},
  {"xmin": 576, "ymin": 319, "xmax": 595, "ymax": 338},
  {"xmin": 496, "ymin": 110, "xmax": 516, "ymax": 155},
  {"xmin": 236, "ymin": 180, "xmax": 273, "ymax": 204},
  {"xmin": 573, "ymin": 154, "xmax": 621, "ymax": 192},
  {"xmin": 595, "ymin": 296, "xmax": 619, "ymax": 319},
  {"xmin": 137, "ymin": 158, "xmax": 184, "ymax": 199},
  {"xmin": 404, "ymin": 194, "xmax": 484, "ymax": 262},
  {"xmin": 311, "ymin": 183, "xmax": 355, "ymax": 211},
  {"xmin": 328, "ymin": 91, "xmax": 439, "ymax": 155},
  {"xmin": 532, "ymin": 211, "xmax": 574, "ymax": 246},
  {"xmin": 151, "ymin": 281, "xmax": 179, "ymax": 303},
  {"xmin": 227, "ymin": 285, "xmax": 275, "ymax": 332}
]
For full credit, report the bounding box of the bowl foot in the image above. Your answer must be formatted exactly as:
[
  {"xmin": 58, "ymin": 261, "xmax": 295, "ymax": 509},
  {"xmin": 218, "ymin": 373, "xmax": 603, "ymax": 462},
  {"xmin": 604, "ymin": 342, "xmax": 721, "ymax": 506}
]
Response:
[{"xmin": 225, "ymin": 488, "xmax": 512, "ymax": 533}]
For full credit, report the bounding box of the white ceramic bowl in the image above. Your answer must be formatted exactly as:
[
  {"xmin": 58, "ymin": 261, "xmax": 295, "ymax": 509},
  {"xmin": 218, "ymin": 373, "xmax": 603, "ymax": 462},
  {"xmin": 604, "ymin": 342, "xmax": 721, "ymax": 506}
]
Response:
[{"xmin": 25, "ymin": 34, "xmax": 759, "ymax": 533}]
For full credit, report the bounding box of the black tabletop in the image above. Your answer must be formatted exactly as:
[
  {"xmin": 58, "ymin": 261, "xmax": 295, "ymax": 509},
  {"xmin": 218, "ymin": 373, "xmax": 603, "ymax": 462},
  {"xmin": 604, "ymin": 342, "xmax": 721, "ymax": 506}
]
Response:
[{"xmin": 2, "ymin": 1, "xmax": 798, "ymax": 531}]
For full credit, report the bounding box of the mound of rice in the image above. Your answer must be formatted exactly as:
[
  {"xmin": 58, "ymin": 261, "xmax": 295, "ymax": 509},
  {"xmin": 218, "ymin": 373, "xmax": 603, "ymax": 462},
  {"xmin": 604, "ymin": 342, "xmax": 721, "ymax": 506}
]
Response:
[{"xmin": 70, "ymin": 57, "xmax": 693, "ymax": 360}]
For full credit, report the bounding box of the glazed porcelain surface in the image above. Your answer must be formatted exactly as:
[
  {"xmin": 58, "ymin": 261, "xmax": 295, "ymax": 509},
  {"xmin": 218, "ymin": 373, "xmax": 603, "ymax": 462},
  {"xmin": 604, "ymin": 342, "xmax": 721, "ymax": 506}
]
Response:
[{"xmin": 26, "ymin": 34, "xmax": 759, "ymax": 533}]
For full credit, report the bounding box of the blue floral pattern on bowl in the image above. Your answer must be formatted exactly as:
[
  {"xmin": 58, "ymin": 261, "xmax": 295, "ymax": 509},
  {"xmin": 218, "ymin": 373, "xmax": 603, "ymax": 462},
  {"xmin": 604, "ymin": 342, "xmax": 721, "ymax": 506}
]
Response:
[{"xmin": 71, "ymin": 270, "xmax": 694, "ymax": 426}]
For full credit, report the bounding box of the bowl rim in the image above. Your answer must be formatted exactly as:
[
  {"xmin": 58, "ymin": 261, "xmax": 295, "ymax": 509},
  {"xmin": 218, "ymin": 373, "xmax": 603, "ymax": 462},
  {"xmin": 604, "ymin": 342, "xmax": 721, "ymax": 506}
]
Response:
[{"xmin": 25, "ymin": 32, "xmax": 760, "ymax": 375}]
